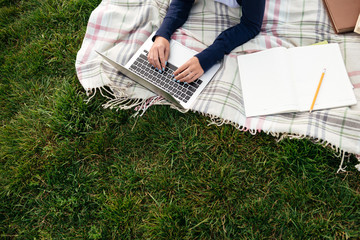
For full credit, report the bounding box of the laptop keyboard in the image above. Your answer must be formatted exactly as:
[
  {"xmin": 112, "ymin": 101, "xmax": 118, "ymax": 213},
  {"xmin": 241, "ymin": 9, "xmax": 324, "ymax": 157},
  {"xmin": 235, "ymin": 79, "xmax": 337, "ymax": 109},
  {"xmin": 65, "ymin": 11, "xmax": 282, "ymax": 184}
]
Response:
[{"xmin": 129, "ymin": 50, "xmax": 203, "ymax": 103}]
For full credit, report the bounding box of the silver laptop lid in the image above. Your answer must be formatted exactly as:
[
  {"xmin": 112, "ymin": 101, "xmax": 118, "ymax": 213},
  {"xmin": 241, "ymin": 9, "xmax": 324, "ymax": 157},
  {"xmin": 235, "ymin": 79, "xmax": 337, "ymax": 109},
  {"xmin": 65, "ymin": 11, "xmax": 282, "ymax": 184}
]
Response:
[{"xmin": 96, "ymin": 50, "xmax": 184, "ymax": 109}]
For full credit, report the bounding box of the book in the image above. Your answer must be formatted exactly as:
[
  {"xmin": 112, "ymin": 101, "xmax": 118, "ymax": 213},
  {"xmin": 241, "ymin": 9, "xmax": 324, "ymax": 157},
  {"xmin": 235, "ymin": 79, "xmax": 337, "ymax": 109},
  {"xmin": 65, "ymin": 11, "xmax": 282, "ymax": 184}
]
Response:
[
  {"xmin": 355, "ymin": 14, "xmax": 360, "ymax": 34},
  {"xmin": 323, "ymin": 0, "xmax": 360, "ymax": 34},
  {"xmin": 237, "ymin": 43, "xmax": 357, "ymax": 117}
]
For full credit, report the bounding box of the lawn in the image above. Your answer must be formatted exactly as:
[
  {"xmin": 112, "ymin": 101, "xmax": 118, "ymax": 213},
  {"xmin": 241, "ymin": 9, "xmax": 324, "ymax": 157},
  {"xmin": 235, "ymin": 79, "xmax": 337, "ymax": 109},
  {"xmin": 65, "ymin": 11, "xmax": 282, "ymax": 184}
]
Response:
[{"xmin": 1, "ymin": 0, "xmax": 359, "ymax": 239}]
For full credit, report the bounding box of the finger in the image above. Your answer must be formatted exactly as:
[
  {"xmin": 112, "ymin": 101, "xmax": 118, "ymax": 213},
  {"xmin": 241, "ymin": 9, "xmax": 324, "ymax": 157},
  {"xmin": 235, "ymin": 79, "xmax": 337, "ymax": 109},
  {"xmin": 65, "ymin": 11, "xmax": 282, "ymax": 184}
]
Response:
[
  {"xmin": 164, "ymin": 45, "xmax": 170, "ymax": 68},
  {"xmin": 182, "ymin": 71, "xmax": 199, "ymax": 83},
  {"xmin": 174, "ymin": 68, "xmax": 189, "ymax": 81},
  {"xmin": 184, "ymin": 72, "xmax": 200, "ymax": 83},
  {"xmin": 173, "ymin": 62, "xmax": 189, "ymax": 76},
  {"xmin": 154, "ymin": 49, "xmax": 162, "ymax": 71},
  {"xmin": 147, "ymin": 51, "xmax": 156, "ymax": 69},
  {"xmin": 158, "ymin": 47, "xmax": 166, "ymax": 71},
  {"xmin": 175, "ymin": 69, "xmax": 193, "ymax": 82},
  {"xmin": 148, "ymin": 48, "xmax": 161, "ymax": 71}
]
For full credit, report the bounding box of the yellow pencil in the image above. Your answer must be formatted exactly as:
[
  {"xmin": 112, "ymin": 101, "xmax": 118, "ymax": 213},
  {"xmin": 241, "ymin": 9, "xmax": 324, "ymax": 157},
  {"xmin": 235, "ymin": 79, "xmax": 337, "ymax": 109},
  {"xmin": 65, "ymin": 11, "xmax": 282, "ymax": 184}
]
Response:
[{"xmin": 310, "ymin": 68, "xmax": 326, "ymax": 113}]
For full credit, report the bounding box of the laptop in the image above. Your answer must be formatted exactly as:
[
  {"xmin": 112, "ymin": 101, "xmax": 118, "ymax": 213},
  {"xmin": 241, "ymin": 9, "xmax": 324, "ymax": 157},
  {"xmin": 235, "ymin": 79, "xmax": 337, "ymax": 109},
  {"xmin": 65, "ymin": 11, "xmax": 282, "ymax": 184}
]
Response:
[{"xmin": 96, "ymin": 32, "xmax": 222, "ymax": 109}]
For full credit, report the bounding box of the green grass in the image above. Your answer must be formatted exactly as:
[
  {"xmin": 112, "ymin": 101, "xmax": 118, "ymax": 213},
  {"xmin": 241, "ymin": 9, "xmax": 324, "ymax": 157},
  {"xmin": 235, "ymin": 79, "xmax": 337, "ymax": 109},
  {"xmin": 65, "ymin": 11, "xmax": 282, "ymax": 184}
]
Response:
[{"xmin": 1, "ymin": 0, "xmax": 359, "ymax": 239}]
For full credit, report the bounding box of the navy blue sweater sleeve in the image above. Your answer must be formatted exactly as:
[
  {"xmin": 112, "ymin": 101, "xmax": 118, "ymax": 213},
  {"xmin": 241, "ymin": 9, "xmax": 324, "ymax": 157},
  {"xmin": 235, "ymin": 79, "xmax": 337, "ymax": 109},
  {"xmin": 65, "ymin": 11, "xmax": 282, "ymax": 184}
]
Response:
[
  {"xmin": 196, "ymin": 0, "xmax": 265, "ymax": 71},
  {"xmin": 155, "ymin": 0, "xmax": 265, "ymax": 72},
  {"xmin": 154, "ymin": 0, "xmax": 195, "ymax": 41}
]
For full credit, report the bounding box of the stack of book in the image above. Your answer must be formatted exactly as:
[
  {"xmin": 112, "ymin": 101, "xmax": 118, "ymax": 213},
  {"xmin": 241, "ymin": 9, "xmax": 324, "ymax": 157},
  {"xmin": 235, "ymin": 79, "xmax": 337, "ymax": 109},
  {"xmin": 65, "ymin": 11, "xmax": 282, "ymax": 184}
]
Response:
[
  {"xmin": 355, "ymin": 14, "xmax": 360, "ymax": 34},
  {"xmin": 323, "ymin": 0, "xmax": 360, "ymax": 34}
]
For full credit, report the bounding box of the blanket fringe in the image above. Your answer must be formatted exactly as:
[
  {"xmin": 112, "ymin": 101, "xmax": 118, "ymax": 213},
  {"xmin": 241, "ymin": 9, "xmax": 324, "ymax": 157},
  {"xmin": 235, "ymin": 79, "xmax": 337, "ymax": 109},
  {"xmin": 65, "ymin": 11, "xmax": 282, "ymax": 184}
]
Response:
[
  {"xmin": 85, "ymin": 87, "xmax": 97, "ymax": 103},
  {"xmin": 132, "ymin": 96, "xmax": 167, "ymax": 117},
  {"xmin": 85, "ymin": 85, "xmax": 128, "ymax": 103},
  {"xmin": 265, "ymin": 132, "xmax": 357, "ymax": 173},
  {"xmin": 206, "ymin": 114, "xmax": 257, "ymax": 134},
  {"xmin": 85, "ymin": 88, "xmax": 359, "ymax": 173},
  {"xmin": 85, "ymin": 85, "xmax": 184, "ymax": 117},
  {"xmin": 205, "ymin": 114, "xmax": 359, "ymax": 173}
]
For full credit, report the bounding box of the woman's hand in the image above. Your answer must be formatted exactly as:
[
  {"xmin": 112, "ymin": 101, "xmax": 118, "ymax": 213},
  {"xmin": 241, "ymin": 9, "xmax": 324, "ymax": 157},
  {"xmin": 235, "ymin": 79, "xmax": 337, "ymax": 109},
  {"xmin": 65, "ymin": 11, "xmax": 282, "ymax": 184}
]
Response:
[
  {"xmin": 148, "ymin": 36, "xmax": 170, "ymax": 72},
  {"xmin": 174, "ymin": 57, "xmax": 204, "ymax": 83}
]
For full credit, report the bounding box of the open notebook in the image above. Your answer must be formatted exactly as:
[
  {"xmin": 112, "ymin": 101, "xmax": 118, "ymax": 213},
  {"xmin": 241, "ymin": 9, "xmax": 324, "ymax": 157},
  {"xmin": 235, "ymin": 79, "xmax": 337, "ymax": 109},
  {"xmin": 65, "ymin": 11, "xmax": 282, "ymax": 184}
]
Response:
[{"xmin": 237, "ymin": 43, "xmax": 357, "ymax": 117}]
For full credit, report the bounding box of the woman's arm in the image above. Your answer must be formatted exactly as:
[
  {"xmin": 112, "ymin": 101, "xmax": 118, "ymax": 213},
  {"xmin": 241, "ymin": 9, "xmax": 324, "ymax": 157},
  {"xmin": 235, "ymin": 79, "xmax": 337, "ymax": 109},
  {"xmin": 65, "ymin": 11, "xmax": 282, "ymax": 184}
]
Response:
[
  {"xmin": 155, "ymin": 0, "xmax": 195, "ymax": 41},
  {"xmin": 175, "ymin": 0, "xmax": 265, "ymax": 82},
  {"xmin": 150, "ymin": 0, "xmax": 266, "ymax": 83},
  {"xmin": 195, "ymin": 0, "xmax": 266, "ymax": 72},
  {"xmin": 148, "ymin": 0, "xmax": 195, "ymax": 71}
]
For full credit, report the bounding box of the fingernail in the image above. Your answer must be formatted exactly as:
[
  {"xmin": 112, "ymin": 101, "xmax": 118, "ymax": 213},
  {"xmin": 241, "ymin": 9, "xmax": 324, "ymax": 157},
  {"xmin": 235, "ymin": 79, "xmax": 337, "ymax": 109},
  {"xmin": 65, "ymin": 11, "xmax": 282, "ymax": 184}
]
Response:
[
  {"xmin": 162, "ymin": 67, "xmax": 165, "ymax": 71},
  {"xmin": 156, "ymin": 68, "xmax": 158, "ymax": 71},
  {"xmin": 165, "ymin": 61, "xmax": 168, "ymax": 65},
  {"xmin": 159, "ymin": 70, "xmax": 162, "ymax": 73}
]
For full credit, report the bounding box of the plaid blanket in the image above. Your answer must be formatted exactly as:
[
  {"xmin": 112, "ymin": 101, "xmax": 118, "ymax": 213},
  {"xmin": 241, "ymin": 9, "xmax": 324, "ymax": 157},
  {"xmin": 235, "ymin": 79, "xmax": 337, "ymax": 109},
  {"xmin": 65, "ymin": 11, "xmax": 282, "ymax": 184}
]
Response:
[{"xmin": 76, "ymin": 0, "xmax": 360, "ymax": 157}]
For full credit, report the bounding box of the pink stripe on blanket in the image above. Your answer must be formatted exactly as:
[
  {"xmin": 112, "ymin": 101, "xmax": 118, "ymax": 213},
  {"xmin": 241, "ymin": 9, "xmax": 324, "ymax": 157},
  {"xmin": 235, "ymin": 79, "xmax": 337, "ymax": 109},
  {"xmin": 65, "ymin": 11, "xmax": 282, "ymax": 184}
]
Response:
[
  {"xmin": 88, "ymin": 22, "xmax": 123, "ymax": 33},
  {"xmin": 244, "ymin": 117, "xmax": 266, "ymax": 133},
  {"xmin": 84, "ymin": 33, "xmax": 145, "ymax": 45},
  {"xmin": 243, "ymin": 50, "xmax": 262, "ymax": 54},
  {"xmin": 349, "ymin": 71, "xmax": 360, "ymax": 77},
  {"xmin": 261, "ymin": 0, "xmax": 270, "ymax": 31},
  {"xmin": 349, "ymin": 71, "xmax": 360, "ymax": 88},
  {"xmin": 87, "ymin": 22, "xmax": 152, "ymax": 38},
  {"xmin": 265, "ymin": 35, "xmax": 272, "ymax": 49},
  {"xmin": 263, "ymin": 0, "xmax": 272, "ymax": 49},
  {"xmin": 172, "ymin": 30, "xmax": 204, "ymax": 53},
  {"xmin": 263, "ymin": 0, "xmax": 283, "ymax": 48},
  {"xmin": 244, "ymin": 117, "xmax": 252, "ymax": 130},
  {"xmin": 129, "ymin": 29, "xmax": 152, "ymax": 36},
  {"xmin": 256, "ymin": 117, "xmax": 266, "ymax": 132},
  {"xmin": 82, "ymin": 6, "xmax": 107, "ymax": 63},
  {"xmin": 272, "ymin": 0, "xmax": 283, "ymax": 46},
  {"xmin": 77, "ymin": 4, "xmax": 108, "ymax": 82}
]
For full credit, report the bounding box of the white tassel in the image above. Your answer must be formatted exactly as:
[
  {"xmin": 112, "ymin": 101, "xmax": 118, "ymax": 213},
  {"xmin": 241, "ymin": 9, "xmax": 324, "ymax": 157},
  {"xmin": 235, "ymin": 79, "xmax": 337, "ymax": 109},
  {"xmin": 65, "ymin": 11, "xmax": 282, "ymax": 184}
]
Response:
[{"xmin": 336, "ymin": 151, "xmax": 347, "ymax": 173}]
